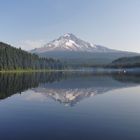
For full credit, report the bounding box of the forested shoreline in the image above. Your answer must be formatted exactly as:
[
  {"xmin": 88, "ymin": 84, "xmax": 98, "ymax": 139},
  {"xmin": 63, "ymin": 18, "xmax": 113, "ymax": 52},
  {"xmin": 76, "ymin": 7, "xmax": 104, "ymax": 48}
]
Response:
[
  {"xmin": 0, "ymin": 42, "xmax": 65, "ymax": 71},
  {"xmin": 108, "ymin": 56, "xmax": 140, "ymax": 68}
]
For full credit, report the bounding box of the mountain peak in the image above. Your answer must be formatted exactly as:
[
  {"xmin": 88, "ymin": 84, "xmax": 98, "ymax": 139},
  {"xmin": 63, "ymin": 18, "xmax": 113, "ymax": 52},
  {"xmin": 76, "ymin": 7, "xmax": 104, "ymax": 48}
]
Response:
[
  {"xmin": 63, "ymin": 33, "xmax": 75, "ymax": 38},
  {"xmin": 31, "ymin": 33, "xmax": 116, "ymax": 53},
  {"xmin": 58, "ymin": 33, "xmax": 79, "ymax": 41}
]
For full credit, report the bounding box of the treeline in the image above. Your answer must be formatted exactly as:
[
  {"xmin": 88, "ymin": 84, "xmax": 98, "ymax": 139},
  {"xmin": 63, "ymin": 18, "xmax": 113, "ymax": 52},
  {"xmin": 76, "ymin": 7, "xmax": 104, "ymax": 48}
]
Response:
[
  {"xmin": 0, "ymin": 42, "xmax": 65, "ymax": 70},
  {"xmin": 109, "ymin": 56, "xmax": 140, "ymax": 68}
]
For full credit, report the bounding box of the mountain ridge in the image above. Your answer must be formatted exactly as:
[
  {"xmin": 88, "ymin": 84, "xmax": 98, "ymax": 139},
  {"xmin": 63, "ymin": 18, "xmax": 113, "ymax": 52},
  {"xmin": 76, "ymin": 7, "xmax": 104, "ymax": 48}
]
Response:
[
  {"xmin": 31, "ymin": 33, "xmax": 118, "ymax": 53},
  {"xmin": 30, "ymin": 33, "xmax": 138, "ymax": 66}
]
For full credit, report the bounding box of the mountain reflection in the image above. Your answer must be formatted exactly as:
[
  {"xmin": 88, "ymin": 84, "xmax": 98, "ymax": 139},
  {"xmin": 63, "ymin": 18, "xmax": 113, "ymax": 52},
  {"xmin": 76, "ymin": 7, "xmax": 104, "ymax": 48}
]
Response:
[{"xmin": 0, "ymin": 72, "xmax": 140, "ymax": 106}]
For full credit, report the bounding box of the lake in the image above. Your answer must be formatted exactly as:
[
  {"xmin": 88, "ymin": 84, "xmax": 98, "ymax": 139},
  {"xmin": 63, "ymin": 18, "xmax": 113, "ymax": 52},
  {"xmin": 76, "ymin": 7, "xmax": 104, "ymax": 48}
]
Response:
[{"xmin": 0, "ymin": 72, "xmax": 140, "ymax": 140}]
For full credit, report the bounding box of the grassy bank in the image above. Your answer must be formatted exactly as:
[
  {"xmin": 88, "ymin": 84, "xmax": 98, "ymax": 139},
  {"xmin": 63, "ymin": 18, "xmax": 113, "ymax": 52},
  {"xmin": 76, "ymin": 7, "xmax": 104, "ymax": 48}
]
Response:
[
  {"xmin": 0, "ymin": 68, "xmax": 98, "ymax": 73},
  {"xmin": 0, "ymin": 69, "xmax": 67, "ymax": 73}
]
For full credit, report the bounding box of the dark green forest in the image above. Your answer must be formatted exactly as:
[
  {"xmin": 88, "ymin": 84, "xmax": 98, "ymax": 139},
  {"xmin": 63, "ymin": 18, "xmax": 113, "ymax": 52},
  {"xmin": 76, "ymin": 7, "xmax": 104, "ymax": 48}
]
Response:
[
  {"xmin": 109, "ymin": 56, "xmax": 140, "ymax": 68},
  {"xmin": 0, "ymin": 42, "xmax": 65, "ymax": 70}
]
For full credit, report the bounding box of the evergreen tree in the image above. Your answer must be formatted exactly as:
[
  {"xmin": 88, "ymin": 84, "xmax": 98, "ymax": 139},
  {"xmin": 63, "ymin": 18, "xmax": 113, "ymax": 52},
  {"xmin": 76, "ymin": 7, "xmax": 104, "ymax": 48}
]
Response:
[{"xmin": 0, "ymin": 42, "xmax": 65, "ymax": 70}]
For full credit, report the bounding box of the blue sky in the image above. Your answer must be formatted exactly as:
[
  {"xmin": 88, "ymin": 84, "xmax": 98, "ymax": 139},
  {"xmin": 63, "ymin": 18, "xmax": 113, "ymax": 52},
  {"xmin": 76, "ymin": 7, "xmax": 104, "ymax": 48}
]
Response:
[{"xmin": 0, "ymin": 0, "xmax": 140, "ymax": 52}]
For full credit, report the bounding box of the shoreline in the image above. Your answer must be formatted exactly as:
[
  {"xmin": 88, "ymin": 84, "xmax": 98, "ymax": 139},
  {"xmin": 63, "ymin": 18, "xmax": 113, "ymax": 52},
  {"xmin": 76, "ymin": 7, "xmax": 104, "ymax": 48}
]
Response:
[
  {"xmin": 0, "ymin": 69, "xmax": 67, "ymax": 73},
  {"xmin": 0, "ymin": 67, "xmax": 140, "ymax": 74},
  {"xmin": 0, "ymin": 69, "xmax": 90, "ymax": 73}
]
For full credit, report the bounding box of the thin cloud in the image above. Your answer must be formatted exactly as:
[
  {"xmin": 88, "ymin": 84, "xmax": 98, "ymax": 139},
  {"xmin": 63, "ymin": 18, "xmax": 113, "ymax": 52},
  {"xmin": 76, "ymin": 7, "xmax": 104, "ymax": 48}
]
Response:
[{"xmin": 17, "ymin": 39, "xmax": 47, "ymax": 51}]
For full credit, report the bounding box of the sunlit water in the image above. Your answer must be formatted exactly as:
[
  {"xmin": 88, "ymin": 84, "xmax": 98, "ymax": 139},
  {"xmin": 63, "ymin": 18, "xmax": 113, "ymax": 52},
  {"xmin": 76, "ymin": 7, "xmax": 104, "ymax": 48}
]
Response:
[{"xmin": 0, "ymin": 72, "xmax": 140, "ymax": 140}]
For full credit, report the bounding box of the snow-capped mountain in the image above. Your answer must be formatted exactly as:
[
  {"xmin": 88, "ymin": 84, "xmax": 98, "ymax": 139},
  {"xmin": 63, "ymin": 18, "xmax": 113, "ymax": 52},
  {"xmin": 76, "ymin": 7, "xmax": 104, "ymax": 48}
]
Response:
[
  {"xmin": 31, "ymin": 33, "xmax": 138, "ymax": 66},
  {"xmin": 31, "ymin": 33, "xmax": 115, "ymax": 53}
]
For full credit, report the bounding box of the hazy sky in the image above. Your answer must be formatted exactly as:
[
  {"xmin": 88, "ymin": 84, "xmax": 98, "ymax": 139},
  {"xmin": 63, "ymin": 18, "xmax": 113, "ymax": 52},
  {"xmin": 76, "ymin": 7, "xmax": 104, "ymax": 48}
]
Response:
[{"xmin": 0, "ymin": 0, "xmax": 140, "ymax": 52}]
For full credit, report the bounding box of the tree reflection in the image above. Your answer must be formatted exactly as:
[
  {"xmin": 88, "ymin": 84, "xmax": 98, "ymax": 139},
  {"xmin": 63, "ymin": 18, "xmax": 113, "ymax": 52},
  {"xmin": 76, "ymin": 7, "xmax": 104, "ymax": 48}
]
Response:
[{"xmin": 0, "ymin": 72, "xmax": 64, "ymax": 99}]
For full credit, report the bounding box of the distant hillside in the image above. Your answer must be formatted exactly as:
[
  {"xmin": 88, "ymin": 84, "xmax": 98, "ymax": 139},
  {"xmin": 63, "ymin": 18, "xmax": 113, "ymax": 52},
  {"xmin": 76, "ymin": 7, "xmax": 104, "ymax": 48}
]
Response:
[
  {"xmin": 31, "ymin": 33, "xmax": 138, "ymax": 66},
  {"xmin": 110, "ymin": 56, "xmax": 140, "ymax": 68},
  {"xmin": 0, "ymin": 42, "xmax": 64, "ymax": 71},
  {"xmin": 39, "ymin": 51, "xmax": 138, "ymax": 67}
]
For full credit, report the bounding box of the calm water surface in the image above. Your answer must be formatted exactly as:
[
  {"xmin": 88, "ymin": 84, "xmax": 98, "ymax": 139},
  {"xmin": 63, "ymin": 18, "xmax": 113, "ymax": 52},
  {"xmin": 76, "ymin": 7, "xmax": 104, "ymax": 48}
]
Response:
[{"xmin": 0, "ymin": 72, "xmax": 140, "ymax": 140}]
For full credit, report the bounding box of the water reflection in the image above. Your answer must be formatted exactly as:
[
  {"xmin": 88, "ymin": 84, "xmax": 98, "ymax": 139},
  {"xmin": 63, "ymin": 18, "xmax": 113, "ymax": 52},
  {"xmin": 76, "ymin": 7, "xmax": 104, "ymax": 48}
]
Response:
[
  {"xmin": 0, "ymin": 72, "xmax": 64, "ymax": 100},
  {"xmin": 113, "ymin": 74, "xmax": 140, "ymax": 84},
  {"xmin": 0, "ymin": 72, "xmax": 140, "ymax": 106}
]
